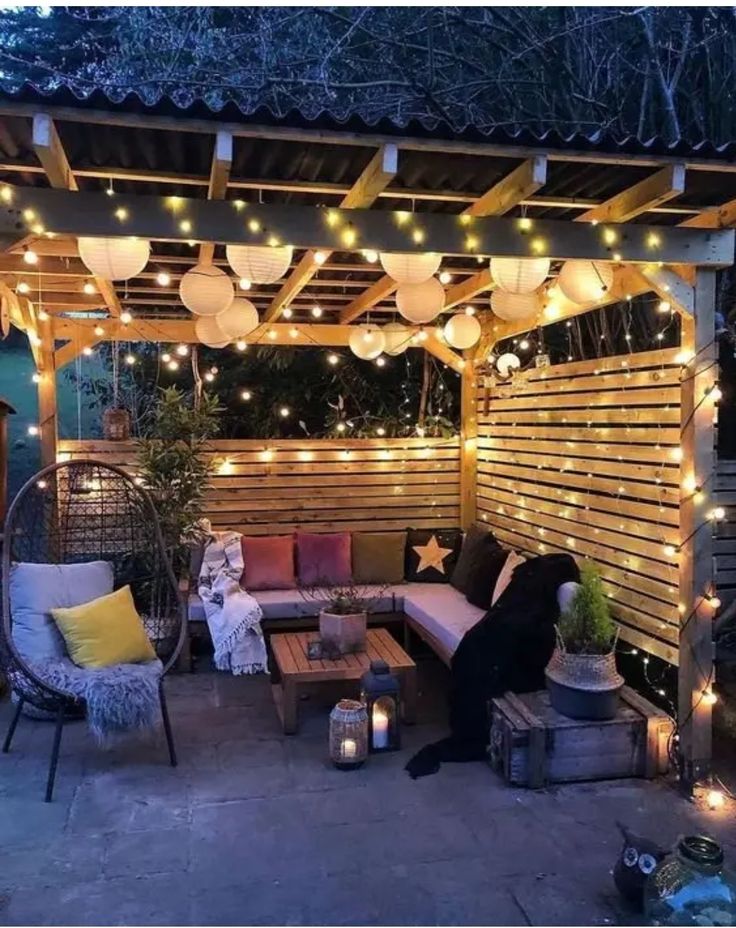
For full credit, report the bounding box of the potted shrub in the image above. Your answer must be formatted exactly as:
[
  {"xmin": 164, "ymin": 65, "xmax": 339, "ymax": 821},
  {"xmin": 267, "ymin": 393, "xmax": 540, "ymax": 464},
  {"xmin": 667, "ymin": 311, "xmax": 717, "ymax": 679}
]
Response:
[
  {"xmin": 545, "ymin": 561, "xmax": 624, "ymax": 720},
  {"xmin": 301, "ymin": 584, "xmax": 384, "ymax": 655}
]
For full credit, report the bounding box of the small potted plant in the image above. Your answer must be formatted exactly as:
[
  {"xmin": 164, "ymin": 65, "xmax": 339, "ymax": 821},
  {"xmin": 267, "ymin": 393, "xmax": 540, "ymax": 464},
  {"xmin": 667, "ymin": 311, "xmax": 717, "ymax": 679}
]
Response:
[
  {"xmin": 545, "ymin": 561, "xmax": 624, "ymax": 720},
  {"xmin": 301, "ymin": 583, "xmax": 384, "ymax": 655}
]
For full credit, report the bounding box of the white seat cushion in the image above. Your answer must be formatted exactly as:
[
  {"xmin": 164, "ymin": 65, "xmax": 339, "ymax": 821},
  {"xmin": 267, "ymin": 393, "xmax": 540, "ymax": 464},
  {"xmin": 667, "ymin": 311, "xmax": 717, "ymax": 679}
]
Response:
[{"xmin": 403, "ymin": 584, "xmax": 485, "ymax": 656}]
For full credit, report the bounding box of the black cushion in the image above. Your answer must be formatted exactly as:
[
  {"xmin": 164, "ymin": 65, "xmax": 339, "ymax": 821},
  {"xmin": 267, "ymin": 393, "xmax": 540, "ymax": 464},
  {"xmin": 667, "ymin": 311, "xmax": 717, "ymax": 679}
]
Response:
[
  {"xmin": 451, "ymin": 525, "xmax": 502, "ymax": 595},
  {"xmin": 465, "ymin": 546, "xmax": 511, "ymax": 610},
  {"xmin": 405, "ymin": 528, "xmax": 462, "ymax": 583}
]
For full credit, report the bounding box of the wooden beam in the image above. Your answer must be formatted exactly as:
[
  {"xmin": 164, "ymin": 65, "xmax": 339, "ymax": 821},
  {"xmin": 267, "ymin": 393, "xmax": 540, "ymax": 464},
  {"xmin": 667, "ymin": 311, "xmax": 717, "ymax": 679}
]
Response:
[
  {"xmin": 264, "ymin": 144, "xmax": 398, "ymax": 323},
  {"xmin": 54, "ymin": 335, "xmax": 105, "ymax": 369},
  {"xmin": 460, "ymin": 362, "xmax": 478, "ymax": 528},
  {"xmin": 422, "ymin": 331, "xmax": 465, "ymax": 373},
  {"xmin": 341, "ymin": 156, "xmax": 547, "ymax": 324},
  {"xmin": 31, "ymin": 114, "xmax": 121, "ymax": 318},
  {"xmin": 36, "ymin": 312, "xmax": 57, "ymax": 467},
  {"xmin": 7, "ymin": 185, "xmax": 729, "ymax": 266},
  {"xmin": 579, "ymin": 164, "xmax": 686, "ymax": 223},
  {"xmin": 199, "ymin": 132, "xmax": 232, "ymax": 265},
  {"xmin": 444, "ymin": 267, "xmax": 494, "ymax": 311},
  {"xmin": 677, "ymin": 271, "xmax": 717, "ymax": 785},
  {"xmin": 632, "ymin": 265, "xmax": 694, "ymax": 315},
  {"xmin": 679, "ymin": 197, "xmax": 736, "ymax": 230}
]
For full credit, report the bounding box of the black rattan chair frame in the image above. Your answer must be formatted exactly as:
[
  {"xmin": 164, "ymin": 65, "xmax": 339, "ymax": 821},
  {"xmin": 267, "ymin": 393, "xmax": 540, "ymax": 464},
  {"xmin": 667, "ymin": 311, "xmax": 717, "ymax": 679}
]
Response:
[{"xmin": 1, "ymin": 459, "xmax": 187, "ymax": 801}]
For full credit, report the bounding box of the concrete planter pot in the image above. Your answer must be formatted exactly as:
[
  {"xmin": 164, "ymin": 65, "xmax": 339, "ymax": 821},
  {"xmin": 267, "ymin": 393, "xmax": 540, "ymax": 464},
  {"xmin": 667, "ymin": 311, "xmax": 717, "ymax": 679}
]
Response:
[
  {"xmin": 545, "ymin": 647, "xmax": 624, "ymax": 720},
  {"xmin": 319, "ymin": 610, "xmax": 367, "ymax": 655}
]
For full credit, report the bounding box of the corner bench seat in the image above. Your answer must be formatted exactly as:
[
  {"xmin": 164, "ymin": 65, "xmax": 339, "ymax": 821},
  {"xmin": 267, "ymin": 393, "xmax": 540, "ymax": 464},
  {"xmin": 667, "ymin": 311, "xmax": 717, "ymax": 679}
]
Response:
[{"xmin": 188, "ymin": 582, "xmax": 484, "ymax": 661}]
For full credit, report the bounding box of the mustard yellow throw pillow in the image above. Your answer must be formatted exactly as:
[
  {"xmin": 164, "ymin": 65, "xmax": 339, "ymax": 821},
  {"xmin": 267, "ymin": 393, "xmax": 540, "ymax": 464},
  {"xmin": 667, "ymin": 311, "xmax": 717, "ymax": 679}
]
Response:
[{"xmin": 51, "ymin": 585, "xmax": 156, "ymax": 669}]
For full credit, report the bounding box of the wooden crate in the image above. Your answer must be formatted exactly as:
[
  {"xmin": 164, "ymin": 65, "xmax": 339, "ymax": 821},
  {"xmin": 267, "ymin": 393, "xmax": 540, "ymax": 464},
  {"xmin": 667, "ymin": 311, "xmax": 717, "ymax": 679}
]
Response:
[{"xmin": 489, "ymin": 687, "xmax": 674, "ymax": 788}]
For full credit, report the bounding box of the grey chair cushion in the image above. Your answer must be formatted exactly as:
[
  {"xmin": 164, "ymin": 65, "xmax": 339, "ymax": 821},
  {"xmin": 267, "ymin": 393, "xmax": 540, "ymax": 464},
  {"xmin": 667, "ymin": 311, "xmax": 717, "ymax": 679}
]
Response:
[{"xmin": 9, "ymin": 561, "xmax": 114, "ymax": 662}]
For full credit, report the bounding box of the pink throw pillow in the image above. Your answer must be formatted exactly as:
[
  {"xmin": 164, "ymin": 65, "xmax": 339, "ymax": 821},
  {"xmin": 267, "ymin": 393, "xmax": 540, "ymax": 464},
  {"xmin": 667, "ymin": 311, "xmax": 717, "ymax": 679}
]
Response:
[
  {"xmin": 241, "ymin": 535, "xmax": 295, "ymax": 591},
  {"xmin": 296, "ymin": 532, "xmax": 352, "ymax": 586}
]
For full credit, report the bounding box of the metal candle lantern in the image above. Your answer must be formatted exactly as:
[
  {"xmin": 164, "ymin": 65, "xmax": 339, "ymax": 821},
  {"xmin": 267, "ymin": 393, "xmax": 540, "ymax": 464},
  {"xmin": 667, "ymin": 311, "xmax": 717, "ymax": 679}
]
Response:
[
  {"xmin": 329, "ymin": 699, "xmax": 368, "ymax": 770},
  {"xmin": 361, "ymin": 659, "xmax": 401, "ymax": 753}
]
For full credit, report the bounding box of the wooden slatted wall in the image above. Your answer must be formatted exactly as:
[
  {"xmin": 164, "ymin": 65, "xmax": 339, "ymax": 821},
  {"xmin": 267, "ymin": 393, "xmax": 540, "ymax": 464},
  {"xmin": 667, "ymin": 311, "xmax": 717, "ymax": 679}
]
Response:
[
  {"xmin": 57, "ymin": 437, "xmax": 460, "ymax": 535},
  {"xmin": 714, "ymin": 460, "xmax": 736, "ymax": 609},
  {"xmin": 476, "ymin": 348, "xmax": 683, "ymax": 665}
]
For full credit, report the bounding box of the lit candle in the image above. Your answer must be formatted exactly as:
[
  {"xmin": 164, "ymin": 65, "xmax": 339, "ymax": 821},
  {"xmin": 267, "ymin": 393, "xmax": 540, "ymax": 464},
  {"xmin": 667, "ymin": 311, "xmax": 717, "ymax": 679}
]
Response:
[
  {"xmin": 372, "ymin": 707, "xmax": 389, "ymax": 749},
  {"xmin": 341, "ymin": 738, "xmax": 357, "ymax": 761}
]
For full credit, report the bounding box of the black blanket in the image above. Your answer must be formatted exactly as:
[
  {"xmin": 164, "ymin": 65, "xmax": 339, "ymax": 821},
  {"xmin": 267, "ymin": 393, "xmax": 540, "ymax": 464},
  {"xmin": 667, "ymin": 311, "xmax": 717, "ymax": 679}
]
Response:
[{"xmin": 405, "ymin": 553, "xmax": 580, "ymax": 778}]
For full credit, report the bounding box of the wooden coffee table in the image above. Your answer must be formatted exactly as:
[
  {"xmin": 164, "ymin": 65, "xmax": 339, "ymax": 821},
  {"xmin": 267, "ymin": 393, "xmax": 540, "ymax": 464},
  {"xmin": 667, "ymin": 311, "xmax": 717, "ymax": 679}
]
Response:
[{"xmin": 270, "ymin": 627, "xmax": 417, "ymax": 734}]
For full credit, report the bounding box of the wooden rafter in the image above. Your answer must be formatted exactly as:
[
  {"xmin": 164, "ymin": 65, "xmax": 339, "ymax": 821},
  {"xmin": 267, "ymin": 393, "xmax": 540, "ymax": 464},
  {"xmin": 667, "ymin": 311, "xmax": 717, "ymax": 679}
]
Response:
[
  {"xmin": 32, "ymin": 113, "xmax": 122, "ymax": 318},
  {"xmin": 199, "ymin": 131, "xmax": 232, "ymax": 265},
  {"xmin": 340, "ymin": 156, "xmax": 548, "ymax": 324},
  {"xmin": 263, "ymin": 144, "xmax": 398, "ymax": 323},
  {"xmin": 578, "ymin": 164, "xmax": 686, "ymax": 223}
]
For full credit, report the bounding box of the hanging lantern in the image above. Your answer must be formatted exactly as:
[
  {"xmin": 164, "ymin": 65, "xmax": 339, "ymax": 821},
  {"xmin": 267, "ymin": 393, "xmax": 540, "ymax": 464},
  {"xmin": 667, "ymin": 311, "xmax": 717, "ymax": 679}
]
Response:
[
  {"xmin": 360, "ymin": 660, "xmax": 401, "ymax": 753},
  {"xmin": 380, "ymin": 252, "xmax": 441, "ymax": 285},
  {"xmin": 490, "ymin": 290, "xmax": 542, "ymax": 323},
  {"xmin": 78, "ymin": 237, "xmax": 150, "ymax": 281},
  {"xmin": 496, "ymin": 352, "xmax": 521, "ymax": 379},
  {"xmin": 490, "ymin": 256, "xmax": 550, "ymax": 294},
  {"xmin": 443, "ymin": 313, "xmax": 481, "ymax": 349},
  {"xmin": 102, "ymin": 407, "xmax": 131, "ymax": 441},
  {"xmin": 349, "ymin": 325, "xmax": 386, "ymax": 360},
  {"xmin": 180, "ymin": 264, "xmax": 234, "ymax": 317},
  {"xmin": 396, "ymin": 277, "xmax": 445, "ymax": 324},
  {"xmin": 195, "ymin": 315, "xmax": 229, "ymax": 348},
  {"xmin": 226, "ymin": 244, "xmax": 293, "ymax": 284},
  {"xmin": 217, "ymin": 298, "xmax": 260, "ymax": 340},
  {"xmin": 382, "ymin": 321, "xmax": 412, "ymax": 356},
  {"xmin": 557, "ymin": 260, "xmax": 614, "ymax": 304},
  {"xmin": 329, "ymin": 699, "xmax": 369, "ymax": 770}
]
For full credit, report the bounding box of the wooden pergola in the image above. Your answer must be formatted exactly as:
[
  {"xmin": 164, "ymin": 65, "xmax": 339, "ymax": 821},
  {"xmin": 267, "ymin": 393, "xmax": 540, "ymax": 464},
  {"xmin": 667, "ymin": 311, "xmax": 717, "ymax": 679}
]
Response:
[{"xmin": 1, "ymin": 84, "xmax": 736, "ymax": 785}]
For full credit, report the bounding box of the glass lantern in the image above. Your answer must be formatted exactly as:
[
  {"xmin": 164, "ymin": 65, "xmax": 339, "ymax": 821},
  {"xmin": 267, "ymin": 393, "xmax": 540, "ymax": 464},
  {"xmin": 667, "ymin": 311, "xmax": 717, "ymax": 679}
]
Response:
[
  {"xmin": 360, "ymin": 659, "xmax": 401, "ymax": 753},
  {"xmin": 644, "ymin": 835, "xmax": 736, "ymax": 926},
  {"xmin": 329, "ymin": 699, "xmax": 368, "ymax": 770}
]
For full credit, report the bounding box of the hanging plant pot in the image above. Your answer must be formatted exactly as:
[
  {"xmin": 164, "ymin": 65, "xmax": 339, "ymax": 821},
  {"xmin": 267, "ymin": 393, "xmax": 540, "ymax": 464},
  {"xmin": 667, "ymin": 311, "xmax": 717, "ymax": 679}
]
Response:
[
  {"xmin": 102, "ymin": 407, "xmax": 131, "ymax": 441},
  {"xmin": 545, "ymin": 646, "xmax": 624, "ymax": 720}
]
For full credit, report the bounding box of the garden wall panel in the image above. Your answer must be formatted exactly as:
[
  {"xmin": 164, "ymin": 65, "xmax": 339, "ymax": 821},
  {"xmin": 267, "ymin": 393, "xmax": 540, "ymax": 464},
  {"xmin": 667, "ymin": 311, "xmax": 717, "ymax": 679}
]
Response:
[
  {"xmin": 56, "ymin": 437, "xmax": 461, "ymax": 535},
  {"xmin": 475, "ymin": 348, "xmax": 683, "ymax": 665}
]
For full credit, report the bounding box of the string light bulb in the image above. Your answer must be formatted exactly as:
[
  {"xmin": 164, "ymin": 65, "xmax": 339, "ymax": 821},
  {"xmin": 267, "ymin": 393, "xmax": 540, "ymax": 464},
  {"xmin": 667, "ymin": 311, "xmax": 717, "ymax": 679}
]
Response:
[
  {"xmin": 236, "ymin": 340, "xmax": 247, "ymax": 351},
  {"xmin": 362, "ymin": 249, "xmax": 378, "ymax": 263},
  {"xmin": 23, "ymin": 248, "xmax": 38, "ymax": 265},
  {"xmin": 327, "ymin": 353, "xmax": 339, "ymax": 366},
  {"xmin": 17, "ymin": 281, "xmax": 30, "ymax": 294},
  {"xmin": 120, "ymin": 310, "xmax": 133, "ymax": 325},
  {"xmin": 439, "ymin": 271, "xmax": 452, "ymax": 285},
  {"xmin": 314, "ymin": 251, "xmax": 327, "ymax": 265},
  {"xmin": 31, "ymin": 372, "xmax": 41, "ymax": 384},
  {"xmin": 707, "ymin": 789, "xmax": 725, "ymax": 811},
  {"xmin": 311, "ymin": 305, "xmax": 323, "ymax": 319},
  {"xmin": 241, "ymin": 390, "xmax": 252, "ymax": 401},
  {"xmin": 709, "ymin": 385, "xmax": 723, "ymax": 402},
  {"xmin": 156, "ymin": 271, "xmax": 171, "ymax": 287},
  {"xmin": 27, "ymin": 425, "xmax": 39, "ymax": 436},
  {"xmin": 239, "ymin": 278, "xmax": 252, "ymax": 291},
  {"xmin": 176, "ymin": 344, "xmax": 189, "ymax": 356},
  {"xmin": 124, "ymin": 353, "xmax": 136, "ymax": 365},
  {"xmin": 82, "ymin": 346, "xmax": 93, "ymax": 356},
  {"xmin": 279, "ymin": 406, "xmax": 290, "ymax": 418},
  {"xmin": 282, "ymin": 307, "xmax": 293, "ymax": 319},
  {"xmin": 167, "ymin": 359, "xmax": 179, "ymax": 371},
  {"xmin": 161, "ymin": 352, "xmax": 171, "ymax": 364},
  {"xmin": 702, "ymin": 689, "xmax": 718, "ymax": 706}
]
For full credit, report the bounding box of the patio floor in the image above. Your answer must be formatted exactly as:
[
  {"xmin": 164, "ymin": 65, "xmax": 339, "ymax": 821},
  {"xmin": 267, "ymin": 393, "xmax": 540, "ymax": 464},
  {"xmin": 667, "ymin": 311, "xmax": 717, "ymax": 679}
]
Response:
[{"xmin": 0, "ymin": 657, "xmax": 733, "ymax": 927}]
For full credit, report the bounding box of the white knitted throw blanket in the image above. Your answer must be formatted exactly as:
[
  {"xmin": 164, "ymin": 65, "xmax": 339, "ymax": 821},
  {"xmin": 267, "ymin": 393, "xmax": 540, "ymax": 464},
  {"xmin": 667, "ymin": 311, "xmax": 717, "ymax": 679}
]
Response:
[{"xmin": 198, "ymin": 530, "xmax": 268, "ymax": 675}]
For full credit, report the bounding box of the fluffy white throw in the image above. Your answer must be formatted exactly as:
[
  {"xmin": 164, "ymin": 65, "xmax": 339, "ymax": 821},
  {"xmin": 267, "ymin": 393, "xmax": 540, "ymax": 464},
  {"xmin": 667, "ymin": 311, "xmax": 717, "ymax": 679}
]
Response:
[{"xmin": 198, "ymin": 529, "xmax": 268, "ymax": 675}]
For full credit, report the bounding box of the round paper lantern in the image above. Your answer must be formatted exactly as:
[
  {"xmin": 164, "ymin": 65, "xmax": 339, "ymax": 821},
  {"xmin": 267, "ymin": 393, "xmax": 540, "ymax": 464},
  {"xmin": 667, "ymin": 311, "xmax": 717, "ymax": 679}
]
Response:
[
  {"xmin": 379, "ymin": 252, "xmax": 441, "ymax": 285},
  {"xmin": 490, "ymin": 256, "xmax": 550, "ymax": 294},
  {"xmin": 78, "ymin": 237, "xmax": 150, "ymax": 280},
  {"xmin": 349, "ymin": 325, "xmax": 386, "ymax": 361},
  {"xmin": 226, "ymin": 244, "xmax": 293, "ymax": 284},
  {"xmin": 557, "ymin": 260, "xmax": 614, "ymax": 304},
  {"xmin": 490, "ymin": 289, "xmax": 541, "ymax": 323},
  {"xmin": 216, "ymin": 298, "xmax": 260, "ymax": 340},
  {"xmin": 382, "ymin": 322, "xmax": 412, "ymax": 356},
  {"xmin": 195, "ymin": 315, "xmax": 229, "ymax": 348},
  {"xmin": 497, "ymin": 352, "xmax": 521, "ymax": 378},
  {"xmin": 180, "ymin": 264, "xmax": 234, "ymax": 316},
  {"xmin": 396, "ymin": 277, "xmax": 445, "ymax": 324},
  {"xmin": 444, "ymin": 313, "xmax": 481, "ymax": 349}
]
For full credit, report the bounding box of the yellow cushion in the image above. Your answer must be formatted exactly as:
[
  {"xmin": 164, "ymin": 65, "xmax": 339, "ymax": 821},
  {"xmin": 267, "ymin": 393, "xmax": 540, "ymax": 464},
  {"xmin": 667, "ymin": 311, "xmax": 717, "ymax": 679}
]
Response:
[{"xmin": 51, "ymin": 585, "xmax": 156, "ymax": 669}]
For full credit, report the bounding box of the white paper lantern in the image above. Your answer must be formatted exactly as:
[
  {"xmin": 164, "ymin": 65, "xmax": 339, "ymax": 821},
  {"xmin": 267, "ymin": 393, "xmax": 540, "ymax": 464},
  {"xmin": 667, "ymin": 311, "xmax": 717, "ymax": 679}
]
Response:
[
  {"xmin": 216, "ymin": 298, "xmax": 260, "ymax": 340},
  {"xmin": 78, "ymin": 237, "xmax": 150, "ymax": 280},
  {"xmin": 349, "ymin": 325, "xmax": 386, "ymax": 360},
  {"xmin": 490, "ymin": 290, "xmax": 541, "ymax": 322},
  {"xmin": 490, "ymin": 256, "xmax": 550, "ymax": 294},
  {"xmin": 226, "ymin": 244, "xmax": 293, "ymax": 284},
  {"xmin": 379, "ymin": 252, "xmax": 442, "ymax": 284},
  {"xmin": 444, "ymin": 313, "xmax": 481, "ymax": 349},
  {"xmin": 396, "ymin": 277, "xmax": 445, "ymax": 324},
  {"xmin": 195, "ymin": 315, "xmax": 229, "ymax": 348},
  {"xmin": 180, "ymin": 264, "xmax": 234, "ymax": 316},
  {"xmin": 382, "ymin": 322, "xmax": 412, "ymax": 356},
  {"xmin": 557, "ymin": 260, "xmax": 614, "ymax": 304},
  {"xmin": 497, "ymin": 352, "xmax": 521, "ymax": 378}
]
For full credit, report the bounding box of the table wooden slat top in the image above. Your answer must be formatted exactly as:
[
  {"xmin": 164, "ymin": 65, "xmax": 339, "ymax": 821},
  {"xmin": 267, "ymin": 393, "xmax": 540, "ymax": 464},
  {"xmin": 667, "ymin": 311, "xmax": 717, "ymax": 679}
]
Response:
[{"xmin": 271, "ymin": 627, "xmax": 415, "ymax": 684}]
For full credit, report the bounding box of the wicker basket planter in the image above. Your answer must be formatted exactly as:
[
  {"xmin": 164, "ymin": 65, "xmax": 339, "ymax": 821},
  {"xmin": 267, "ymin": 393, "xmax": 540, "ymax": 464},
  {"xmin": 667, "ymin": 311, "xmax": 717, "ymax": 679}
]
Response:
[
  {"xmin": 329, "ymin": 699, "xmax": 368, "ymax": 769},
  {"xmin": 319, "ymin": 610, "xmax": 367, "ymax": 655},
  {"xmin": 545, "ymin": 646, "xmax": 624, "ymax": 720}
]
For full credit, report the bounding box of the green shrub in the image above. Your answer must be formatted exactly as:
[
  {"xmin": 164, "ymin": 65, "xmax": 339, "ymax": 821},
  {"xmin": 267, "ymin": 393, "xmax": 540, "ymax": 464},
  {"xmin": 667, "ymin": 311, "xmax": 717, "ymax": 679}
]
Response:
[{"xmin": 558, "ymin": 561, "xmax": 616, "ymax": 654}]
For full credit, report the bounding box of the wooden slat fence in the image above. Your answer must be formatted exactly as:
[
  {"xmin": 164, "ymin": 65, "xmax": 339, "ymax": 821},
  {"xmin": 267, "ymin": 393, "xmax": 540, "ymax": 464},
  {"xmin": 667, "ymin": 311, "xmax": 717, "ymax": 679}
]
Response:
[
  {"xmin": 57, "ymin": 437, "xmax": 461, "ymax": 535},
  {"xmin": 714, "ymin": 459, "xmax": 736, "ymax": 609},
  {"xmin": 476, "ymin": 347, "xmax": 683, "ymax": 664}
]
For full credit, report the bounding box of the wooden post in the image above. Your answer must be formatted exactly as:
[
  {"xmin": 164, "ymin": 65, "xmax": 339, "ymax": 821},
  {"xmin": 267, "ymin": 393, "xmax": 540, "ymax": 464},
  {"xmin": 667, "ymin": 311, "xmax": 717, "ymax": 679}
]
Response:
[
  {"xmin": 460, "ymin": 360, "xmax": 478, "ymax": 529},
  {"xmin": 36, "ymin": 315, "xmax": 58, "ymax": 467},
  {"xmin": 677, "ymin": 269, "xmax": 717, "ymax": 787}
]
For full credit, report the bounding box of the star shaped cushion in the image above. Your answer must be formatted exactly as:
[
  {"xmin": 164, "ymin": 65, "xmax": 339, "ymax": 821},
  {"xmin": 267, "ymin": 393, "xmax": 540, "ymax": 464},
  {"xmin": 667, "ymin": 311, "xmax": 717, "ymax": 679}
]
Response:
[{"xmin": 405, "ymin": 528, "xmax": 462, "ymax": 583}]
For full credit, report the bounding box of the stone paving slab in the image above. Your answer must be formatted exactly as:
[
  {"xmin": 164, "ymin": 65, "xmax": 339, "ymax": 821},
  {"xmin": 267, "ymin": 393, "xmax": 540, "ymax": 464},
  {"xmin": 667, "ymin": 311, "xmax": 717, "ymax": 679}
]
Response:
[{"xmin": 0, "ymin": 661, "xmax": 734, "ymax": 927}]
